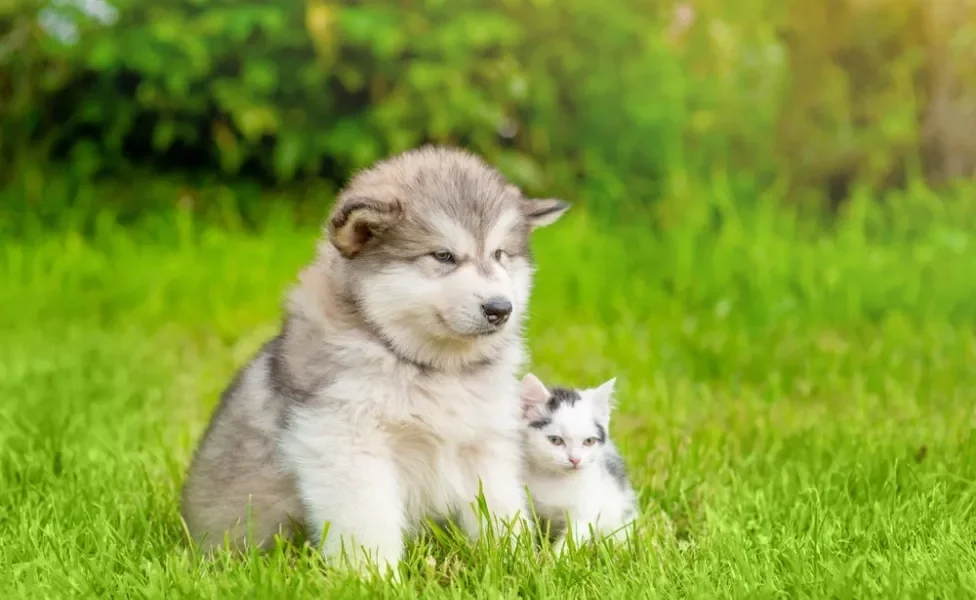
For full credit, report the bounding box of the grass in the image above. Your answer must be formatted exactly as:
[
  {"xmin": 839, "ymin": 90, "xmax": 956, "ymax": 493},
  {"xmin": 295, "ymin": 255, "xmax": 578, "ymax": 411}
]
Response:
[{"xmin": 2, "ymin": 183, "xmax": 976, "ymax": 598}]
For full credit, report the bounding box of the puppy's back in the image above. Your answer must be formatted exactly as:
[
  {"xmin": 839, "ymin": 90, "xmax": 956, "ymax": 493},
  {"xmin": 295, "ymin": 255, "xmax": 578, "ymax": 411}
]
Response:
[{"xmin": 180, "ymin": 344, "xmax": 302, "ymax": 551}]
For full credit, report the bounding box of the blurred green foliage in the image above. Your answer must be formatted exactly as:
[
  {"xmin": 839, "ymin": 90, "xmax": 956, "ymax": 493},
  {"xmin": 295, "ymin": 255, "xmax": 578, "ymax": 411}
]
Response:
[{"xmin": 3, "ymin": 0, "xmax": 976, "ymax": 219}]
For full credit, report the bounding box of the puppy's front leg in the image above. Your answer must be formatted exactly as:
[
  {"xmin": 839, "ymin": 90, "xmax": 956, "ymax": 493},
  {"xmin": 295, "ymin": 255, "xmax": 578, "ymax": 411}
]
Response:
[
  {"xmin": 459, "ymin": 439, "xmax": 530, "ymax": 546},
  {"xmin": 282, "ymin": 412, "xmax": 405, "ymax": 577}
]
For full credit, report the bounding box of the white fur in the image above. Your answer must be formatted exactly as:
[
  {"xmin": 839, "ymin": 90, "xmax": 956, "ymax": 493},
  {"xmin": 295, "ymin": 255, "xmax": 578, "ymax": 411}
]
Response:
[
  {"xmin": 426, "ymin": 213, "xmax": 480, "ymax": 258},
  {"xmin": 358, "ymin": 259, "xmax": 520, "ymax": 346},
  {"xmin": 181, "ymin": 147, "xmax": 570, "ymax": 578},
  {"xmin": 520, "ymin": 377, "xmax": 638, "ymax": 552},
  {"xmin": 279, "ymin": 250, "xmax": 535, "ymax": 574},
  {"xmin": 484, "ymin": 209, "xmax": 521, "ymax": 254},
  {"xmin": 279, "ymin": 333, "xmax": 529, "ymax": 573}
]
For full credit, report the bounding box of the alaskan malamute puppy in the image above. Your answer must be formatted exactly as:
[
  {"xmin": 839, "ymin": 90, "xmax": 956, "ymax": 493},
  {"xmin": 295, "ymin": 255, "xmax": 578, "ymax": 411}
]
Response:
[{"xmin": 180, "ymin": 146, "xmax": 569, "ymax": 575}]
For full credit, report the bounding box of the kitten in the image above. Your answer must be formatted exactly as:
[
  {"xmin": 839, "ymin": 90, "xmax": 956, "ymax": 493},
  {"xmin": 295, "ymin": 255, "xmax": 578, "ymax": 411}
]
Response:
[{"xmin": 519, "ymin": 373, "xmax": 639, "ymax": 552}]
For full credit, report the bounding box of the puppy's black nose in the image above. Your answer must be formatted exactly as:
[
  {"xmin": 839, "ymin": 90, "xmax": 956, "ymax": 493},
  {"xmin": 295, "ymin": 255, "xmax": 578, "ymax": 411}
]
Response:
[{"xmin": 481, "ymin": 298, "xmax": 513, "ymax": 325}]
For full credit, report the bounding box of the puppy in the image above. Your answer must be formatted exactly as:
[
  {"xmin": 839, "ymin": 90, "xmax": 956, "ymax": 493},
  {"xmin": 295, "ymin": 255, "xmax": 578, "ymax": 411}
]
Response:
[{"xmin": 180, "ymin": 146, "xmax": 570, "ymax": 575}]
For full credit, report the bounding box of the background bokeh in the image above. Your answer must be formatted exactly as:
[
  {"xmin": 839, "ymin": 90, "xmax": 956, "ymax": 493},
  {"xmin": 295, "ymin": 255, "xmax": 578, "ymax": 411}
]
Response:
[{"xmin": 5, "ymin": 0, "xmax": 976, "ymax": 224}]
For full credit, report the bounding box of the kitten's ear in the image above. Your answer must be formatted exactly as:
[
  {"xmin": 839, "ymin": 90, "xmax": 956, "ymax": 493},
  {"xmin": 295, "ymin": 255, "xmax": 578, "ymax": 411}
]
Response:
[
  {"xmin": 520, "ymin": 373, "xmax": 550, "ymax": 421},
  {"xmin": 591, "ymin": 377, "xmax": 617, "ymax": 422},
  {"xmin": 521, "ymin": 198, "xmax": 570, "ymax": 230}
]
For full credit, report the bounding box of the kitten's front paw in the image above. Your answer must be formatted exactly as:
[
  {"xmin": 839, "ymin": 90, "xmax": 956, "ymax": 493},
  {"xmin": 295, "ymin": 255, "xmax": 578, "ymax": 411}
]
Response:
[
  {"xmin": 553, "ymin": 522, "xmax": 595, "ymax": 555},
  {"xmin": 509, "ymin": 514, "xmax": 535, "ymax": 553},
  {"xmin": 552, "ymin": 535, "xmax": 568, "ymax": 555}
]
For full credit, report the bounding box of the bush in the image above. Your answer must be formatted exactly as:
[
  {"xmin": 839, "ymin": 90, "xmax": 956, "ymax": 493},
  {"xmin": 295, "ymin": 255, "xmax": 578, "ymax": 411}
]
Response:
[{"xmin": 2, "ymin": 0, "xmax": 976, "ymax": 219}]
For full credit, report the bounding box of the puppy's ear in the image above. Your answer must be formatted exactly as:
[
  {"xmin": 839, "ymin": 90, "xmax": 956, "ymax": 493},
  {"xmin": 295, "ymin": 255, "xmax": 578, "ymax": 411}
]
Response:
[
  {"xmin": 520, "ymin": 372, "xmax": 551, "ymax": 421},
  {"xmin": 522, "ymin": 198, "xmax": 570, "ymax": 229},
  {"xmin": 327, "ymin": 196, "xmax": 402, "ymax": 258}
]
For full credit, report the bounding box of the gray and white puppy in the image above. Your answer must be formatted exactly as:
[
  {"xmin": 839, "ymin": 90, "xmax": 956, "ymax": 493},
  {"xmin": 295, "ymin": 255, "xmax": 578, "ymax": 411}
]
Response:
[{"xmin": 180, "ymin": 146, "xmax": 569, "ymax": 575}]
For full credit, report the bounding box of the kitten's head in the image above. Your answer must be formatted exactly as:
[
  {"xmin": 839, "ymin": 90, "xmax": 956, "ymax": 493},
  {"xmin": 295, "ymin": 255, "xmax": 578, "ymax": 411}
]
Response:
[{"xmin": 519, "ymin": 373, "xmax": 617, "ymax": 473}]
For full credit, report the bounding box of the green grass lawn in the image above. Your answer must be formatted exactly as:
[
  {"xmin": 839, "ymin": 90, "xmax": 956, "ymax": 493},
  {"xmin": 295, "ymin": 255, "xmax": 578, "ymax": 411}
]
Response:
[{"xmin": 2, "ymin": 194, "xmax": 976, "ymax": 598}]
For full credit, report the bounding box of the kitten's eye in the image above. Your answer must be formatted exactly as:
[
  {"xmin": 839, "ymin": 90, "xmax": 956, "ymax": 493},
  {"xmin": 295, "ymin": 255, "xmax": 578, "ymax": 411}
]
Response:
[
  {"xmin": 493, "ymin": 248, "xmax": 505, "ymax": 261},
  {"xmin": 547, "ymin": 436, "xmax": 564, "ymax": 446},
  {"xmin": 582, "ymin": 437, "xmax": 597, "ymax": 446},
  {"xmin": 431, "ymin": 250, "xmax": 455, "ymax": 264}
]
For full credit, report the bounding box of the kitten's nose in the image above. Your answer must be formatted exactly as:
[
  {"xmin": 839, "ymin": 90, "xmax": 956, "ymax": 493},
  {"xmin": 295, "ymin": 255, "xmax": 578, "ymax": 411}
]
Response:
[
  {"xmin": 481, "ymin": 297, "xmax": 513, "ymax": 325},
  {"xmin": 569, "ymin": 456, "xmax": 581, "ymax": 467}
]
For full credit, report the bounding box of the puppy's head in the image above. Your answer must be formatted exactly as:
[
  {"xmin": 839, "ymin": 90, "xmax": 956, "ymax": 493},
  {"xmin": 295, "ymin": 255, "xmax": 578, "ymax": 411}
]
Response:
[{"xmin": 325, "ymin": 146, "xmax": 569, "ymax": 370}]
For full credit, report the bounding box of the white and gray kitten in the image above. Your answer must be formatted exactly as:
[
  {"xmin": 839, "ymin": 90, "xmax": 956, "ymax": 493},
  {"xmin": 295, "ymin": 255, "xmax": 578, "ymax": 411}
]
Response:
[{"xmin": 519, "ymin": 373, "xmax": 639, "ymax": 552}]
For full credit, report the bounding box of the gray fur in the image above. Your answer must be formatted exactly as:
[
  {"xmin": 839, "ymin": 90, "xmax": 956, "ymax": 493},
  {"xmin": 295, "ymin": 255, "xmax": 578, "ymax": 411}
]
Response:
[
  {"xmin": 519, "ymin": 376, "xmax": 639, "ymax": 550},
  {"xmin": 545, "ymin": 387, "xmax": 581, "ymax": 412},
  {"xmin": 594, "ymin": 422, "xmax": 607, "ymax": 443},
  {"xmin": 179, "ymin": 145, "xmax": 570, "ymax": 556},
  {"xmin": 533, "ymin": 388, "xmax": 632, "ymax": 488},
  {"xmin": 602, "ymin": 442, "xmax": 630, "ymax": 491},
  {"xmin": 528, "ymin": 417, "xmax": 553, "ymax": 429}
]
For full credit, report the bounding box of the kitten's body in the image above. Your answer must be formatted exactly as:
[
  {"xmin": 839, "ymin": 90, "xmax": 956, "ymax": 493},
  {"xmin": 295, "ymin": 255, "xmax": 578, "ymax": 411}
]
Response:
[{"xmin": 519, "ymin": 374, "xmax": 638, "ymax": 551}]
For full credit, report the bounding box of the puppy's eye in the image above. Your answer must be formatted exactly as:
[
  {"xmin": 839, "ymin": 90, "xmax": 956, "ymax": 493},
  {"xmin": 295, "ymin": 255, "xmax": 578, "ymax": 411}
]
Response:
[
  {"xmin": 547, "ymin": 436, "xmax": 564, "ymax": 446},
  {"xmin": 493, "ymin": 249, "xmax": 505, "ymax": 261},
  {"xmin": 431, "ymin": 250, "xmax": 455, "ymax": 264},
  {"xmin": 583, "ymin": 437, "xmax": 597, "ymax": 447}
]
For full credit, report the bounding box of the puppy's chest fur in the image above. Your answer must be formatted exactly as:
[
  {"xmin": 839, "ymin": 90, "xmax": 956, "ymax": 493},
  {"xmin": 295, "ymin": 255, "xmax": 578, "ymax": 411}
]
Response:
[
  {"xmin": 390, "ymin": 370, "xmax": 520, "ymax": 517},
  {"xmin": 290, "ymin": 350, "xmax": 522, "ymax": 524},
  {"xmin": 330, "ymin": 356, "xmax": 520, "ymax": 441}
]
